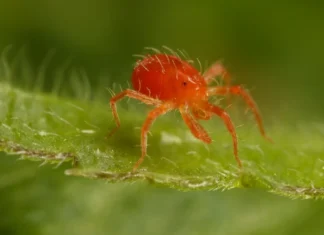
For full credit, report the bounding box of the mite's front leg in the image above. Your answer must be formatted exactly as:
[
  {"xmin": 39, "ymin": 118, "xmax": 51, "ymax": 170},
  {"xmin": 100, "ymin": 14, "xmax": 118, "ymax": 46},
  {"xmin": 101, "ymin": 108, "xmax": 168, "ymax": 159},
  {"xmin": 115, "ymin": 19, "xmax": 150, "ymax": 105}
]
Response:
[
  {"xmin": 179, "ymin": 106, "xmax": 212, "ymax": 144},
  {"xmin": 203, "ymin": 102, "xmax": 241, "ymax": 168},
  {"xmin": 203, "ymin": 61, "xmax": 231, "ymax": 86},
  {"xmin": 207, "ymin": 86, "xmax": 272, "ymax": 142}
]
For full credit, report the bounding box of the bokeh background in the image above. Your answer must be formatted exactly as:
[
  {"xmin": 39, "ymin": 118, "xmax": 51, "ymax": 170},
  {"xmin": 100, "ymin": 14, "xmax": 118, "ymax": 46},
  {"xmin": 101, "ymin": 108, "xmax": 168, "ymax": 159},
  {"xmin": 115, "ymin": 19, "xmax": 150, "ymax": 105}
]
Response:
[{"xmin": 1, "ymin": 0, "xmax": 324, "ymax": 234}]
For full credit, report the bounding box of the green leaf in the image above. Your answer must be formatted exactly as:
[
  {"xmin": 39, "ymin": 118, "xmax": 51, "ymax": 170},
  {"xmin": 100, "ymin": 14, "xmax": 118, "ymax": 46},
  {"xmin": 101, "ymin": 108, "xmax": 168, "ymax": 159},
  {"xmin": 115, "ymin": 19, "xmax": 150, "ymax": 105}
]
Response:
[
  {"xmin": 3, "ymin": 152, "xmax": 324, "ymax": 235},
  {"xmin": 0, "ymin": 81, "xmax": 324, "ymax": 199}
]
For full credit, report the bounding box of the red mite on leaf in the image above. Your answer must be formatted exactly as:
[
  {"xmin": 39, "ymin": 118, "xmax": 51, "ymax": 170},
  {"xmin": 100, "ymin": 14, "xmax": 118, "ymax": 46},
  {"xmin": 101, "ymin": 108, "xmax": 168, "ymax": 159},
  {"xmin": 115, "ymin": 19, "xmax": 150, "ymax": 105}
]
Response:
[{"xmin": 109, "ymin": 49, "xmax": 272, "ymax": 172}]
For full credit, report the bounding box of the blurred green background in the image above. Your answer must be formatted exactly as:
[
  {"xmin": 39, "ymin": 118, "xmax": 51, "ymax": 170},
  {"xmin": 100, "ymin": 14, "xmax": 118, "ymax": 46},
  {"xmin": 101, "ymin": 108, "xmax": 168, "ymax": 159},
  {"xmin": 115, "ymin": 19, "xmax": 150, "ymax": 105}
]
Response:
[{"xmin": 1, "ymin": 0, "xmax": 324, "ymax": 234}]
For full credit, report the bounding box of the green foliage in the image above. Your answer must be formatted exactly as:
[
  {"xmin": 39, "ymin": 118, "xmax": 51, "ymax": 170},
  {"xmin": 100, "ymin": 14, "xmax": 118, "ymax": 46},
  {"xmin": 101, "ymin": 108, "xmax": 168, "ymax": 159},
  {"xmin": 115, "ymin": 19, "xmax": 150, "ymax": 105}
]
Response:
[
  {"xmin": 2, "ymin": 153, "xmax": 324, "ymax": 235},
  {"xmin": 0, "ymin": 81, "xmax": 323, "ymax": 199}
]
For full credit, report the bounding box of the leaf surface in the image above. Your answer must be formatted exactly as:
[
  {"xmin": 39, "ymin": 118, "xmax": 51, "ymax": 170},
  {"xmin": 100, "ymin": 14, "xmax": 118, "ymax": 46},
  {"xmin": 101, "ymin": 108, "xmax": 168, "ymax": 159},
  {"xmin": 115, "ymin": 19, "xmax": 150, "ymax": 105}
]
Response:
[{"xmin": 0, "ymin": 82, "xmax": 323, "ymax": 199}]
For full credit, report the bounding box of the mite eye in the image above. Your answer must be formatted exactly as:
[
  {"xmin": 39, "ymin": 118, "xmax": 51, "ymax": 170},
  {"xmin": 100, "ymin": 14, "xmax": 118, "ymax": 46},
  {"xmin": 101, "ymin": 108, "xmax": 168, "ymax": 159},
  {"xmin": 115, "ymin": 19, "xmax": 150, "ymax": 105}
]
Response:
[{"xmin": 182, "ymin": 82, "xmax": 187, "ymax": 86}]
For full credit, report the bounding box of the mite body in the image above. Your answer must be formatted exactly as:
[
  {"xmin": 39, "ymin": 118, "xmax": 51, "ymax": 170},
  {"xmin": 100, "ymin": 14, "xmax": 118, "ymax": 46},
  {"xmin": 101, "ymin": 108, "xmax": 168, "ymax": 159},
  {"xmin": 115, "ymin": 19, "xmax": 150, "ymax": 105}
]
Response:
[
  {"xmin": 132, "ymin": 54, "xmax": 207, "ymax": 103},
  {"xmin": 109, "ymin": 51, "xmax": 271, "ymax": 171}
]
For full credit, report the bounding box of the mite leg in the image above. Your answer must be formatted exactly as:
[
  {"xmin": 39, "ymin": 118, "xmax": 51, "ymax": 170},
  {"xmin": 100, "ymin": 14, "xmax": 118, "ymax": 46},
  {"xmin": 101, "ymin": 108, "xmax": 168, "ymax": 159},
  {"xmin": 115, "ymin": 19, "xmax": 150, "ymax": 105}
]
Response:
[
  {"xmin": 179, "ymin": 106, "xmax": 212, "ymax": 143},
  {"xmin": 133, "ymin": 103, "xmax": 174, "ymax": 171},
  {"xmin": 203, "ymin": 103, "xmax": 242, "ymax": 168},
  {"xmin": 108, "ymin": 89, "xmax": 161, "ymax": 137},
  {"xmin": 203, "ymin": 61, "xmax": 231, "ymax": 86},
  {"xmin": 207, "ymin": 86, "xmax": 272, "ymax": 142}
]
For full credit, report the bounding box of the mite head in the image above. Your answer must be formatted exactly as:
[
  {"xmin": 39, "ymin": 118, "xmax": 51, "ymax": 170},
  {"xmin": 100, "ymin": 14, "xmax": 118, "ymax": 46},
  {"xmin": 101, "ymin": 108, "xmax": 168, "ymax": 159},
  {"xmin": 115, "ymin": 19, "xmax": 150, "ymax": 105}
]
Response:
[{"xmin": 172, "ymin": 72, "xmax": 207, "ymax": 103}]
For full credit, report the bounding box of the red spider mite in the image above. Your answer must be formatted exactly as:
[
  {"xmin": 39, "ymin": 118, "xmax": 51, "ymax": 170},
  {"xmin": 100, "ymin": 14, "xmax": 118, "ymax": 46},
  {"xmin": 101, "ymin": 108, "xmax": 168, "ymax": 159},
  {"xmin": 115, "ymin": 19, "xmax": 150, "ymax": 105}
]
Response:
[{"xmin": 109, "ymin": 48, "xmax": 272, "ymax": 172}]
